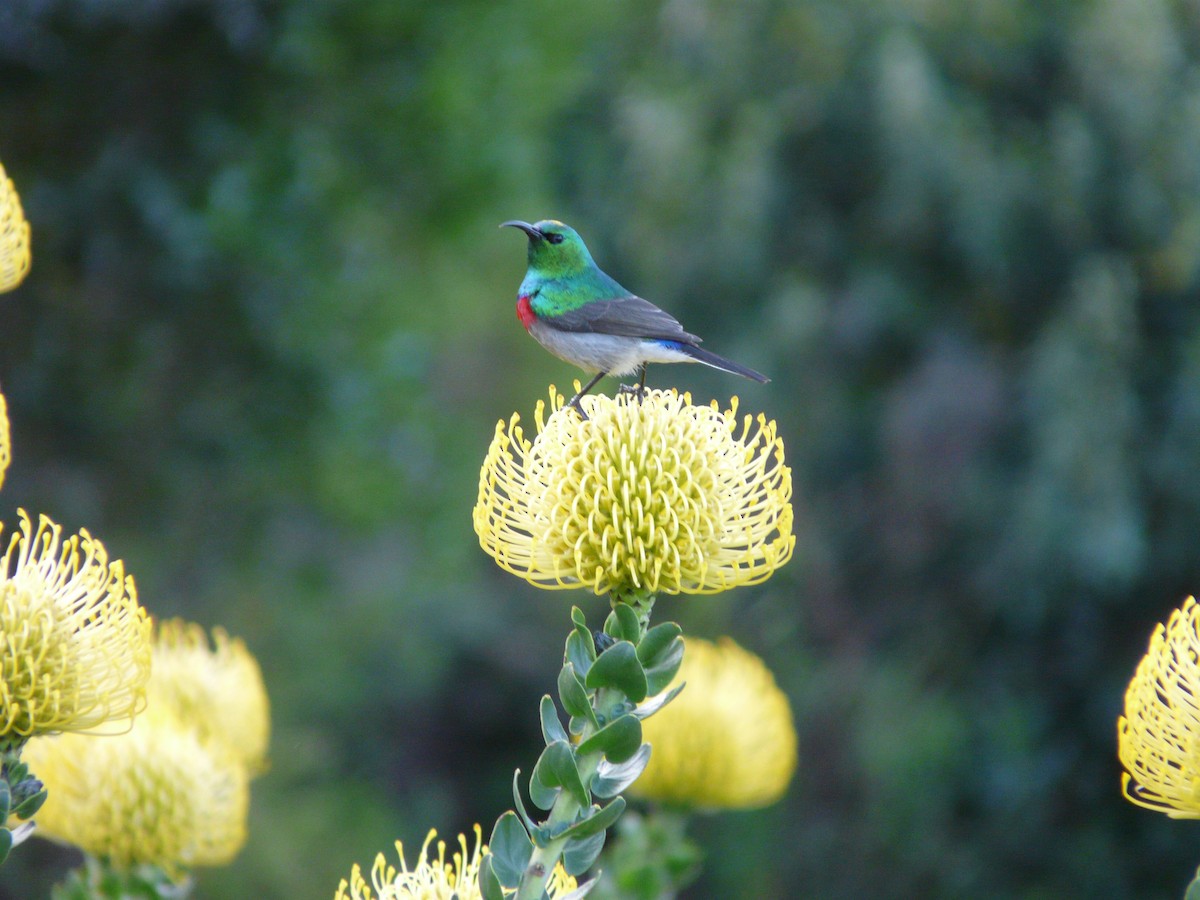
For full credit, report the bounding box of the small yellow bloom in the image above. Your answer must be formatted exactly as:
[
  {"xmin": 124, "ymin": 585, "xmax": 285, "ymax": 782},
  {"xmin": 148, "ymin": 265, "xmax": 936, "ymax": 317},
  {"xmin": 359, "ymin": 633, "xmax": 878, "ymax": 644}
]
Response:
[
  {"xmin": 632, "ymin": 636, "xmax": 798, "ymax": 809},
  {"xmin": 1119, "ymin": 595, "xmax": 1200, "ymax": 817},
  {"xmin": 150, "ymin": 618, "xmax": 270, "ymax": 773},
  {"xmin": 0, "ymin": 389, "xmax": 9, "ymax": 492},
  {"xmin": 0, "ymin": 510, "xmax": 151, "ymax": 741},
  {"xmin": 0, "ymin": 160, "xmax": 31, "ymax": 293},
  {"xmin": 333, "ymin": 824, "xmax": 577, "ymax": 900},
  {"xmin": 22, "ymin": 713, "xmax": 250, "ymax": 874},
  {"xmin": 474, "ymin": 387, "xmax": 794, "ymax": 596}
]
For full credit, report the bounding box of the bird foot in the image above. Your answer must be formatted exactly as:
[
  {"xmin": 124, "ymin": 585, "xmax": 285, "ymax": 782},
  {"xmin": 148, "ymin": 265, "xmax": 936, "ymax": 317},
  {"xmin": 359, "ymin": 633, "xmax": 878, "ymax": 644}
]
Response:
[
  {"xmin": 618, "ymin": 382, "xmax": 647, "ymax": 403},
  {"xmin": 565, "ymin": 395, "xmax": 590, "ymax": 421}
]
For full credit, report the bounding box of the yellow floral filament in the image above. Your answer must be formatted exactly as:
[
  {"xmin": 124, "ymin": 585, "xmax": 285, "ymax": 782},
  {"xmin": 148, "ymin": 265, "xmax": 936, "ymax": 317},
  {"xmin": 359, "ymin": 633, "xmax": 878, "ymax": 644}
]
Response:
[
  {"xmin": 1119, "ymin": 595, "xmax": 1200, "ymax": 817},
  {"xmin": 0, "ymin": 510, "xmax": 151, "ymax": 740},
  {"xmin": 150, "ymin": 618, "xmax": 271, "ymax": 773},
  {"xmin": 474, "ymin": 387, "xmax": 794, "ymax": 596},
  {"xmin": 633, "ymin": 636, "xmax": 798, "ymax": 809},
  {"xmin": 0, "ymin": 160, "xmax": 31, "ymax": 293},
  {"xmin": 0, "ymin": 390, "xmax": 9, "ymax": 492},
  {"xmin": 22, "ymin": 714, "xmax": 250, "ymax": 875},
  {"xmin": 333, "ymin": 824, "xmax": 577, "ymax": 899}
]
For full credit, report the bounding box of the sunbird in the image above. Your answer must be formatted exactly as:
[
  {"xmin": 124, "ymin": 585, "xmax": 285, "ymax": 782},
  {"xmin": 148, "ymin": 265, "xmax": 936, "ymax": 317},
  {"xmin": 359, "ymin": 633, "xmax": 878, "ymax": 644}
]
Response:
[{"xmin": 502, "ymin": 219, "xmax": 769, "ymax": 415}]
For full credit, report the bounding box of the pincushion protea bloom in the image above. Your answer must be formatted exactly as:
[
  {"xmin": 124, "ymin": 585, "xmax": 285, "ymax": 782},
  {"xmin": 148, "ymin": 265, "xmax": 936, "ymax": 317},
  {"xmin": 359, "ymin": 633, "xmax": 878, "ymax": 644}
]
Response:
[
  {"xmin": 474, "ymin": 387, "xmax": 794, "ymax": 596},
  {"xmin": 22, "ymin": 711, "xmax": 250, "ymax": 874},
  {"xmin": 150, "ymin": 618, "xmax": 270, "ymax": 773},
  {"xmin": 632, "ymin": 636, "xmax": 798, "ymax": 809},
  {"xmin": 1119, "ymin": 595, "xmax": 1200, "ymax": 817},
  {"xmin": 334, "ymin": 824, "xmax": 577, "ymax": 900},
  {"xmin": 0, "ymin": 390, "xmax": 9, "ymax": 491},
  {"xmin": 1, "ymin": 510, "xmax": 151, "ymax": 743},
  {"xmin": 0, "ymin": 160, "xmax": 31, "ymax": 293}
]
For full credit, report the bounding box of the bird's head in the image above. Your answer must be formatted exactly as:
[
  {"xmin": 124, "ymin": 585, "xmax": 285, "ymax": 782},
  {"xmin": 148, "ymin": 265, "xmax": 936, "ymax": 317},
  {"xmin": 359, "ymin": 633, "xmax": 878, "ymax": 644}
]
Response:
[{"xmin": 501, "ymin": 219, "xmax": 596, "ymax": 277}]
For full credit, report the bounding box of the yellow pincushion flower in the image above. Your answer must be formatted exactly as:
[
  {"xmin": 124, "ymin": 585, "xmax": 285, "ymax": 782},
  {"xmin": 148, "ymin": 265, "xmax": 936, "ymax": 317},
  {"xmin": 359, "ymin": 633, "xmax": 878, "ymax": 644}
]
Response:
[
  {"xmin": 334, "ymin": 825, "xmax": 577, "ymax": 900},
  {"xmin": 150, "ymin": 618, "xmax": 270, "ymax": 773},
  {"xmin": 21, "ymin": 618, "xmax": 268, "ymax": 875},
  {"xmin": 0, "ymin": 389, "xmax": 9, "ymax": 492},
  {"xmin": 1119, "ymin": 595, "xmax": 1200, "ymax": 817},
  {"xmin": 0, "ymin": 160, "xmax": 31, "ymax": 293},
  {"xmin": 0, "ymin": 510, "xmax": 151, "ymax": 742},
  {"xmin": 474, "ymin": 387, "xmax": 794, "ymax": 597},
  {"xmin": 632, "ymin": 636, "xmax": 798, "ymax": 809},
  {"xmin": 22, "ymin": 712, "xmax": 250, "ymax": 874}
]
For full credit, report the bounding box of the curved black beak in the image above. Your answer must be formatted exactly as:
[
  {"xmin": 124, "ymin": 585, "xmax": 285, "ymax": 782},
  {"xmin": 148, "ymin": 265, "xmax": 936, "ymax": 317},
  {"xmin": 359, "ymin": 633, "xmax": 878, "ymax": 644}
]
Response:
[{"xmin": 500, "ymin": 220, "xmax": 543, "ymax": 241}]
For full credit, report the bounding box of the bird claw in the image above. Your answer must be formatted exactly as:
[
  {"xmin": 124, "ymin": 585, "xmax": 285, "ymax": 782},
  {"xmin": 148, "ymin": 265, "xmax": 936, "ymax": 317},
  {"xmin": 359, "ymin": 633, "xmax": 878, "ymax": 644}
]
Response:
[
  {"xmin": 566, "ymin": 396, "xmax": 590, "ymax": 421},
  {"xmin": 618, "ymin": 382, "xmax": 647, "ymax": 404}
]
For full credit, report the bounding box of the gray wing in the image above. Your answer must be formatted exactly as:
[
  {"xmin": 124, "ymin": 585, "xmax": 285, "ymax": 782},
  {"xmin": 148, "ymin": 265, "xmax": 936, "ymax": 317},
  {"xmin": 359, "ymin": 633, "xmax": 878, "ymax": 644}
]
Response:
[{"xmin": 547, "ymin": 295, "xmax": 701, "ymax": 343}]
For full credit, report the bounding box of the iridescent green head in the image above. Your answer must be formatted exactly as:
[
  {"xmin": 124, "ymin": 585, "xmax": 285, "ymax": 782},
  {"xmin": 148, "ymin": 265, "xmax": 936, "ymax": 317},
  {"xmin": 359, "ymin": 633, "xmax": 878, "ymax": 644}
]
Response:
[{"xmin": 501, "ymin": 219, "xmax": 596, "ymax": 278}]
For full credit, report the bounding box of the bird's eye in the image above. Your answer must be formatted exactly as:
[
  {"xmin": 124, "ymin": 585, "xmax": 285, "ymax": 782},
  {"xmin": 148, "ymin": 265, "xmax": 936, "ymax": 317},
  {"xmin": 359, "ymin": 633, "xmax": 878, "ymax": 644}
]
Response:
[{"xmin": 545, "ymin": 232, "xmax": 564, "ymax": 245}]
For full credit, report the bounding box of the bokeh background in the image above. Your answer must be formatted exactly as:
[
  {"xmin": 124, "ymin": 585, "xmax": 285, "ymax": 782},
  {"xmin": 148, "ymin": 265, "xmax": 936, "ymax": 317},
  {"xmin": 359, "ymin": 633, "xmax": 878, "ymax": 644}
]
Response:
[{"xmin": 2, "ymin": 0, "xmax": 1200, "ymax": 897}]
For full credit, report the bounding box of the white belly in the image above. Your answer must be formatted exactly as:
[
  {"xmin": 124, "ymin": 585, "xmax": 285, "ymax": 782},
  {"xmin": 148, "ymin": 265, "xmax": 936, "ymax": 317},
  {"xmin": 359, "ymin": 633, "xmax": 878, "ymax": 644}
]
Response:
[{"xmin": 528, "ymin": 321, "xmax": 696, "ymax": 376}]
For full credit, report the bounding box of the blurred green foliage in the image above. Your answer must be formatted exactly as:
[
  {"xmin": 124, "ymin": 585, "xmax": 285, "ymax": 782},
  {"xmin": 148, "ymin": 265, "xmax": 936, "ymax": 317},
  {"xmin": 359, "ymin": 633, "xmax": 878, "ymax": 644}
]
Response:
[{"xmin": 3, "ymin": 0, "xmax": 1200, "ymax": 896}]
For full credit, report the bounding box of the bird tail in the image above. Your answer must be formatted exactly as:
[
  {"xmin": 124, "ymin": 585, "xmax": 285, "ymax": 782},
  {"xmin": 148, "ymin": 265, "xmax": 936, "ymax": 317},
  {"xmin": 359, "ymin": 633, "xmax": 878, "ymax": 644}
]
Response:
[{"xmin": 677, "ymin": 344, "xmax": 770, "ymax": 383}]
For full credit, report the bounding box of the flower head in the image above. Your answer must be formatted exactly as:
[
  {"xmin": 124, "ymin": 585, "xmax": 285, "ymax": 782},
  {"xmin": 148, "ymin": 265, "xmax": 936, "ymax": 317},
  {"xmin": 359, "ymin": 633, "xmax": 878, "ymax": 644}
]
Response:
[
  {"xmin": 632, "ymin": 636, "xmax": 798, "ymax": 809},
  {"xmin": 0, "ymin": 160, "xmax": 31, "ymax": 293},
  {"xmin": 474, "ymin": 387, "xmax": 794, "ymax": 596},
  {"xmin": 22, "ymin": 713, "xmax": 250, "ymax": 874},
  {"xmin": 150, "ymin": 618, "xmax": 270, "ymax": 773},
  {"xmin": 0, "ymin": 390, "xmax": 9, "ymax": 492},
  {"xmin": 333, "ymin": 824, "xmax": 577, "ymax": 900},
  {"xmin": 21, "ymin": 617, "xmax": 268, "ymax": 874},
  {"xmin": 1119, "ymin": 595, "xmax": 1200, "ymax": 817},
  {"xmin": 0, "ymin": 510, "xmax": 151, "ymax": 742}
]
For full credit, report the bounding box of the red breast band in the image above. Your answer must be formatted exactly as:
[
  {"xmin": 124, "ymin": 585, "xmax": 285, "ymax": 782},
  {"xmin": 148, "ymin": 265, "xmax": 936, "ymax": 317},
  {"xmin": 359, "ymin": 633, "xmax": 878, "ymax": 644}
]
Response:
[{"xmin": 516, "ymin": 295, "xmax": 537, "ymax": 330}]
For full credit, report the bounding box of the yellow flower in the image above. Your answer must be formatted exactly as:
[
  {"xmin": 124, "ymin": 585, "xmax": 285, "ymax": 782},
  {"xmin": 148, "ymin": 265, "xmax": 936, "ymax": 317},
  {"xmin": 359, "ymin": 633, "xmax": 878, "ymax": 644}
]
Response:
[
  {"xmin": 333, "ymin": 824, "xmax": 577, "ymax": 900},
  {"xmin": 150, "ymin": 618, "xmax": 270, "ymax": 773},
  {"xmin": 1119, "ymin": 595, "xmax": 1200, "ymax": 817},
  {"xmin": 631, "ymin": 636, "xmax": 798, "ymax": 809},
  {"xmin": 474, "ymin": 387, "xmax": 794, "ymax": 597},
  {"xmin": 0, "ymin": 160, "xmax": 31, "ymax": 293},
  {"xmin": 22, "ymin": 712, "xmax": 250, "ymax": 875},
  {"xmin": 0, "ymin": 390, "xmax": 9, "ymax": 492},
  {"xmin": 0, "ymin": 510, "xmax": 151, "ymax": 742},
  {"xmin": 20, "ymin": 618, "xmax": 268, "ymax": 874}
]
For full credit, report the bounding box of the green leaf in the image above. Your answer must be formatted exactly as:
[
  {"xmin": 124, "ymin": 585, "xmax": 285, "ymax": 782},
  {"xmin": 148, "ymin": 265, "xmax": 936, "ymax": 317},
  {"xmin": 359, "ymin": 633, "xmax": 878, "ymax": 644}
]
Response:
[
  {"xmin": 11, "ymin": 788, "xmax": 45, "ymax": 821},
  {"xmin": 531, "ymin": 741, "xmax": 590, "ymax": 810},
  {"xmin": 477, "ymin": 855, "xmax": 506, "ymax": 900},
  {"xmin": 1186, "ymin": 865, "xmax": 1200, "ymax": 900},
  {"xmin": 557, "ymin": 663, "xmax": 597, "ymax": 726},
  {"xmin": 571, "ymin": 606, "xmax": 588, "ymax": 630},
  {"xmin": 642, "ymin": 636, "xmax": 684, "ymax": 697},
  {"xmin": 571, "ymin": 614, "xmax": 596, "ymax": 661},
  {"xmin": 562, "ymin": 829, "xmax": 606, "ymax": 876},
  {"xmin": 556, "ymin": 875, "xmax": 601, "ymax": 900},
  {"xmin": 558, "ymin": 796, "xmax": 627, "ymax": 841},
  {"xmin": 512, "ymin": 770, "xmax": 538, "ymax": 837},
  {"xmin": 636, "ymin": 621, "xmax": 682, "ymax": 665},
  {"xmin": 592, "ymin": 744, "xmax": 652, "ymax": 798},
  {"xmin": 585, "ymin": 641, "xmax": 648, "ymax": 702},
  {"xmin": 566, "ymin": 630, "xmax": 595, "ymax": 678},
  {"xmin": 4, "ymin": 760, "xmax": 29, "ymax": 784},
  {"xmin": 488, "ymin": 811, "xmax": 532, "ymax": 889},
  {"xmin": 0, "ymin": 778, "xmax": 10, "ymax": 823},
  {"xmin": 577, "ymin": 714, "xmax": 642, "ymax": 764},
  {"xmin": 633, "ymin": 682, "xmax": 685, "ymax": 719},
  {"xmin": 540, "ymin": 695, "xmax": 568, "ymax": 746},
  {"xmin": 0, "ymin": 828, "xmax": 10, "ymax": 867},
  {"xmin": 610, "ymin": 603, "xmax": 641, "ymax": 643},
  {"xmin": 529, "ymin": 765, "xmax": 559, "ymax": 810}
]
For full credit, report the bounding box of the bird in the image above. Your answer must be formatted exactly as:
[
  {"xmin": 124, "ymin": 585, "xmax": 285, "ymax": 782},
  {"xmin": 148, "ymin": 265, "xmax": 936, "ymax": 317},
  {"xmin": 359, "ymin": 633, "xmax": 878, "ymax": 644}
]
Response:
[{"xmin": 501, "ymin": 219, "xmax": 768, "ymax": 416}]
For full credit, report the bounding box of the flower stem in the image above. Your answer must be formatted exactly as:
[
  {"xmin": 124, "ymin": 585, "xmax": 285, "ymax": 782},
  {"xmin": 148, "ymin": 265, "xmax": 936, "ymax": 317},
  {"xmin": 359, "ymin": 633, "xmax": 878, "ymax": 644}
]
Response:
[
  {"xmin": 491, "ymin": 597, "xmax": 681, "ymax": 900},
  {"xmin": 515, "ymin": 686, "xmax": 627, "ymax": 900}
]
